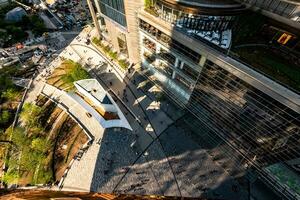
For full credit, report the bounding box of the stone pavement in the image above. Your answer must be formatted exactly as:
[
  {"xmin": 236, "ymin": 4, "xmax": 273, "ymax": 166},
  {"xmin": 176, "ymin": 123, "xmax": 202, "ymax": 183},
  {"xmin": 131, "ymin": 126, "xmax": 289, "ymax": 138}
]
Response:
[
  {"xmin": 61, "ymin": 143, "xmax": 102, "ymax": 192},
  {"xmin": 23, "ymin": 26, "xmax": 256, "ymax": 198},
  {"xmin": 69, "ymin": 34, "xmax": 250, "ymax": 198}
]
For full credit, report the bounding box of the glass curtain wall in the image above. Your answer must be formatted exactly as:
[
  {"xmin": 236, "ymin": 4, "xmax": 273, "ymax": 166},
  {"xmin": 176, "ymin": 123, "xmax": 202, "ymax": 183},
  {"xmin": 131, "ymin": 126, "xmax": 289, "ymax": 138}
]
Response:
[
  {"xmin": 188, "ymin": 60, "xmax": 300, "ymax": 167},
  {"xmin": 99, "ymin": 0, "xmax": 127, "ymax": 27}
]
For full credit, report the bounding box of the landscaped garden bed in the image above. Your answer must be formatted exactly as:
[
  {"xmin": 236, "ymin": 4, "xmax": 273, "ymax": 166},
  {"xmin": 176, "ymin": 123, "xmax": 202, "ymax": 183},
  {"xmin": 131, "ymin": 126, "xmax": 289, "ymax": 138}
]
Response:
[
  {"xmin": 53, "ymin": 119, "xmax": 88, "ymax": 181},
  {"xmin": 2, "ymin": 96, "xmax": 88, "ymax": 186},
  {"xmin": 46, "ymin": 59, "xmax": 90, "ymax": 91},
  {"xmin": 92, "ymin": 37, "xmax": 130, "ymax": 69},
  {"xmin": 231, "ymin": 11, "xmax": 300, "ymax": 92}
]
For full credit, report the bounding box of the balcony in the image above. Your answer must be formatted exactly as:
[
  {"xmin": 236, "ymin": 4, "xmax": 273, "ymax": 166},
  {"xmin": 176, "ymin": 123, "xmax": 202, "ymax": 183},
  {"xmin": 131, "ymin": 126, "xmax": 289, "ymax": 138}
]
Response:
[
  {"xmin": 144, "ymin": 0, "xmax": 245, "ymax": 33},
  {"xmin": 142, "ymin": 38, "xmax": 156, "ymax": 53},
  {"xmin": 139, "ymin": 7, "xmax": 300, "ymax": 93}
]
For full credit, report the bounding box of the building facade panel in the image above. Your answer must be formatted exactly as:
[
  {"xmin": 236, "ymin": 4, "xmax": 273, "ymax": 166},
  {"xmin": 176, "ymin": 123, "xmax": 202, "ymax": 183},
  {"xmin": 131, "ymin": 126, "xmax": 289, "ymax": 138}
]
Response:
[{"xmin": 99, "ymin": 0, "xmax": 127, "ymax": 27}]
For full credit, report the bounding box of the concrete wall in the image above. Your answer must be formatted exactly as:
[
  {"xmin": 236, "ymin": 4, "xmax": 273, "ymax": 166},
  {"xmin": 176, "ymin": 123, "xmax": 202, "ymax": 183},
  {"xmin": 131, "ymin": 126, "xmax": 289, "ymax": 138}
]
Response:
[{"xmin": 104, "ymin": 19, "xmax": 122, "ymax": 53}]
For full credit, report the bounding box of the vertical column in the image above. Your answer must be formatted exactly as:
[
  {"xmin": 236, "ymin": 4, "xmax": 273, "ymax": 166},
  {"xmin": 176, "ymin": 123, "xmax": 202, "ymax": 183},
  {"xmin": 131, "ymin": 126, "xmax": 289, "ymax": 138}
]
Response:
[
  {"xmin": 87, "ymin": 0, "xmax": 101, "ymax": 38},
  {"xmin": 174, "ymin": 58, "xmax": 179, "ymax": 68},
  {"xmin": 172, "ymin": 71, "xmax": 176, "ymax": 79},
  {"xmin": 155, "ymin": 42, "xmax": 160, "ymax": 66},
  {"xmin": 180, "ymin": 61, "xmax": 184, "ymax": 69},
  {"xmin": 92, "ymin": 0, "xmax": 103, "ymax": 28},
  {"xmin": 199, "ymin": 55, "xmax": 206, "ymax": 67}
]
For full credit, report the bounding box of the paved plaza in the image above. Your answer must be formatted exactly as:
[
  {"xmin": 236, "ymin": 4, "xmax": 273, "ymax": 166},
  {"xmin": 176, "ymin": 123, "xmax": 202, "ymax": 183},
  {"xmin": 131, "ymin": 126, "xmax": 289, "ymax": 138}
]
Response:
[{"xmin": 22, "ymin": 27, "xmax": 277, "ymax": 199}]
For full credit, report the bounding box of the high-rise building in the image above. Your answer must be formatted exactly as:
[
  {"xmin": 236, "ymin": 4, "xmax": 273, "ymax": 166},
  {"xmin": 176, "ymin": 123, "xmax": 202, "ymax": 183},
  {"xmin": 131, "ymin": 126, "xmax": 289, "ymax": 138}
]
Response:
[{"xmin": 89, "ymin": 0, "xmax": 300, "ymax": 198}]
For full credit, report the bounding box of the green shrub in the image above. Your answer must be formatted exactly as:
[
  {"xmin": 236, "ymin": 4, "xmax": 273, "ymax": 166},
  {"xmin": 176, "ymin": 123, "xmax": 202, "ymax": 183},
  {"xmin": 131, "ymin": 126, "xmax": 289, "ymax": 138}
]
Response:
[
  {"xmin": 118, "ymin": 59, "xmax": 129, "ymax": 69},
  {"xmin": 108, "ymin": 50, "xmax": 117, "ymax": 60},
  {"xmin": 145, "ymin": 0, "xmax": 153, "ymax": 8},
  {"xmin": 92, "ymin": 37, "xmax": 101, "ymax": 46},
  {"xmin": 103, "ymin": 45, "xmax": 111, "ymax": 53},
  {"xmin": 36, "ymin": 169, "xmax": 53, "ymax": 184},
  {"xmin": 3, "ymin": 169, "xmax": 19, "ymax": 184},
  {"xmin": 0, "ymin": 110, "xmax": 10, "ymax": 124}
]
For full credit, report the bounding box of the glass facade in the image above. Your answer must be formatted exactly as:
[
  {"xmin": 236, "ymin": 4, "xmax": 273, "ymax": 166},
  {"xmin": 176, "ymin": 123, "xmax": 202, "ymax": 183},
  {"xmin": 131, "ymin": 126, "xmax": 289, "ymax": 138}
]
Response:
[
  {"xmin": 188, "ymin": 60, "xmax": 300, "ymax": 167},
  {"xmin": 138, "ymin": 3, "xmax": 300, "ymax": 198},
  {"xmin": 99, "ymin": 0, "xmax": 127, "ymax": 27},
  {"xmin": 140, "ymin": 19, "xmax": 300, "ymax": 167}
]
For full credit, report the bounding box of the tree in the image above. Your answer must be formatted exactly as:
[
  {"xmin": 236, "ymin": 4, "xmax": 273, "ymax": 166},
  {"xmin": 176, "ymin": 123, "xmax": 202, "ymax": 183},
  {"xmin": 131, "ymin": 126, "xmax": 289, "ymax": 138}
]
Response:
[
  {"xmin": 30, "ymin": 15, "xmax": 47, "ymax": 36},
  {"xmin": 0, "ymin": 75, "xmax": 13, "ymax": 92},
  {"xmin": 19, "ymin": 148, "xmax": 46, "ymax": 171},
  {"xmin": 9, "ymin": 127, "xmax": 29, "ymax": 148},
  {"xmin": 20, "ymin": 103, "xmax": 43, "ymax": 128},
  {"xmin": 31, "ymin": 137, "xmax": 51, "ymax": 153},
  {"xmin": 0, "ymin": 110, "xmax": 11, "ymax": 124},
  {"xmin": 6, "ymin": 25, "xmax": 27, "ymax": 41},
  {"xmin": 1, "ymin": 88, "xmax": 19, "ymax": 101}
]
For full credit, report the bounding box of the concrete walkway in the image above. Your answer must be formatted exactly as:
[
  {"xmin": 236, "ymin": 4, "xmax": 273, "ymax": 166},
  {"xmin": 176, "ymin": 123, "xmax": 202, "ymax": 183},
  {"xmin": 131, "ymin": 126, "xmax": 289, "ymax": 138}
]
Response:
[
  {"xmin": 20, "ymin": 27, "xmax": 253, "ymax": 199},
  {"xmin": 41, "ymin": 83, "xmax": 104, "ymax": 140}
]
